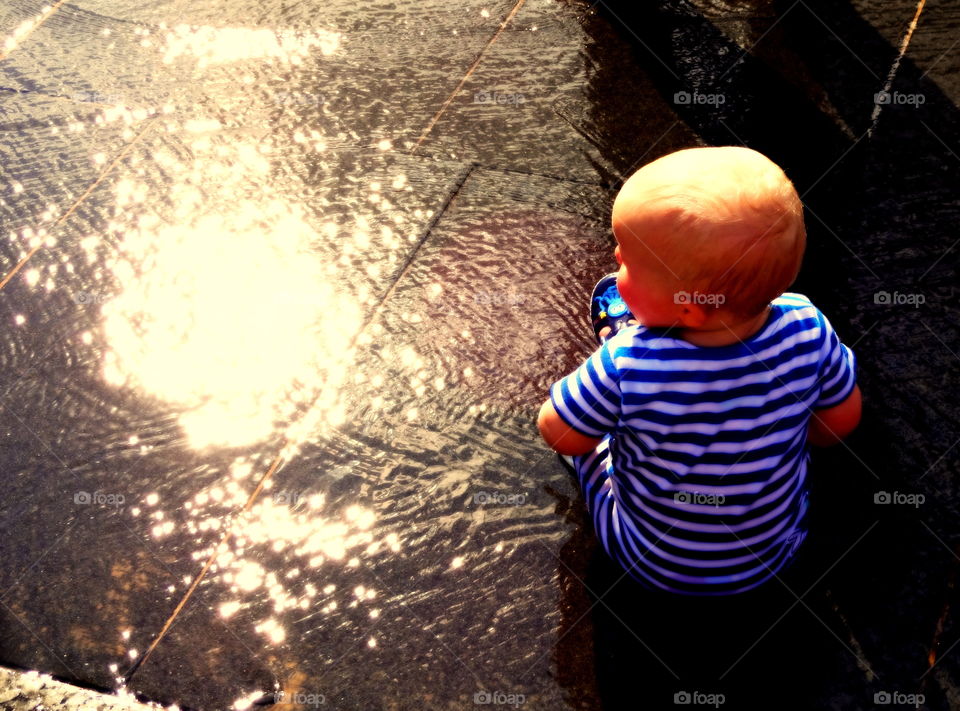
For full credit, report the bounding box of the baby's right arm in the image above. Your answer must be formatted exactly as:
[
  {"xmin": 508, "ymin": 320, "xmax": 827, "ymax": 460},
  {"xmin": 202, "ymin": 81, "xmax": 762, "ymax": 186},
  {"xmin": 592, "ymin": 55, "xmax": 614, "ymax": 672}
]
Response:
[
  {"xmin": 807, "ymin": 384, "xmax": 862, "ymax": 447},
  {"xmin": 537, "ymin": 399, "xmax": 605, "ymax": 455}
]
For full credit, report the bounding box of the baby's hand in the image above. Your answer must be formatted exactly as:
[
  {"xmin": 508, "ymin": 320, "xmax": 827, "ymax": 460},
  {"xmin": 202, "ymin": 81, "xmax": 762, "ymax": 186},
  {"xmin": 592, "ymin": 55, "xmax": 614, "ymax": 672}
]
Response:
[{"xmin": 599, "ymin": 319, "xmax": 640, "ymax": 342}]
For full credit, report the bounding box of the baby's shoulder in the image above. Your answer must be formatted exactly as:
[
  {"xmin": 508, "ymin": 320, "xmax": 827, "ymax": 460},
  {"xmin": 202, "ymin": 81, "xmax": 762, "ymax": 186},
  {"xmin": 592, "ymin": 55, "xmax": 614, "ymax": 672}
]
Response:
[
  {"xmin": 772, "ymin": 292, "xmax": 827, "ymax": 324},
  {"xmin": 773, "ymin": 291, "xmax": 816, "ymax": 310}
]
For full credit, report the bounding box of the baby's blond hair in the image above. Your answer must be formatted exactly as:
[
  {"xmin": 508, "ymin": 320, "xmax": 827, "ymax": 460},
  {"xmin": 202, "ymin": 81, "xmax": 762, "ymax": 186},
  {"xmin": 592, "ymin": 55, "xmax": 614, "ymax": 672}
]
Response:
[{"xmin": 614, "ymin": 146, "xmax": 806, "ymax": 319}]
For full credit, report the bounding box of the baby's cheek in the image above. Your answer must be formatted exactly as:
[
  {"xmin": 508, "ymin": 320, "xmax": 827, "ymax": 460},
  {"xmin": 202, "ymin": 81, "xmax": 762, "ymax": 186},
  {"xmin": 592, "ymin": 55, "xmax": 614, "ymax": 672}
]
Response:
[
  {"xmin": 617, "ymin": 273, "xmax": 647, "ymax": 322},
  {"xmin": 616, "ymin": 270, "xmax": 636, "ymax": 307},
  {"xmin": 615, "ymin": 267, "xmax": 628, "ymax": 292}
]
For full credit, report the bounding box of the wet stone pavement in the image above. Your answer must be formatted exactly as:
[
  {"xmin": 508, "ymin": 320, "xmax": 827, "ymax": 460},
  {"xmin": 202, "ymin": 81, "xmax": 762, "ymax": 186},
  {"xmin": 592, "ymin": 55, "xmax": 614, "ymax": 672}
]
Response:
[
  {"xmin": 0, "ymin": 0, "xmax": 957, "ymax": 709},
  {"xmin": 0, "ymin": 666, "xmax": 165, "ymax": 711}
]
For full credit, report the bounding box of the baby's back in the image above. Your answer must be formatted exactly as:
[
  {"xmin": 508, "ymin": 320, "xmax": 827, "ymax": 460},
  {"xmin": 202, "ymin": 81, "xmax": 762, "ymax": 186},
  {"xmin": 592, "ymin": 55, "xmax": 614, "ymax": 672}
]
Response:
[{"xmin": 551, "ymin": 292, "xmax": 858, "ymax": 594}]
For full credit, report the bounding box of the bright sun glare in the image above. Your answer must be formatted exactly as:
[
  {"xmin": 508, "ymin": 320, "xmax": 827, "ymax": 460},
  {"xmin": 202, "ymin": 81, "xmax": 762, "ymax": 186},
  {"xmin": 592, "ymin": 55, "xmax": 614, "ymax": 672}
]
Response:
[
  {"xmin": 95, "ymin": 24, "xmax": 353, "ymax": 451},
  {"xmin": 3, "ymin": 18, "xmax": 437, "ymax": 665},
  {"xmin": 100, "ymin": 135, "xmax": 354, "ymax": 450}
]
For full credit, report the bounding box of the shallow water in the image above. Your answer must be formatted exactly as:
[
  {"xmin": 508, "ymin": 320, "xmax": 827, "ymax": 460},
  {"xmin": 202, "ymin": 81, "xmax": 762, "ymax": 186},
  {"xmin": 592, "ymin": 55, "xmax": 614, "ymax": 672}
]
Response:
[
  {"xmin": 0, "ymin": 1, "xmax": 609, "ymax": 708},
  {"xmin": 0, "ymin": 0, "xmax": 958, "ymax": 709}
]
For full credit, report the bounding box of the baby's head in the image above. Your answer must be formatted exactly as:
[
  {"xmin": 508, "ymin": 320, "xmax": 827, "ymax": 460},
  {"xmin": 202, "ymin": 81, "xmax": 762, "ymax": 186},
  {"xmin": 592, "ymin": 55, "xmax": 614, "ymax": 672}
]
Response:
[{"xmin": 611, "ymin": 146, "xmax": 805, "ymax": 327}]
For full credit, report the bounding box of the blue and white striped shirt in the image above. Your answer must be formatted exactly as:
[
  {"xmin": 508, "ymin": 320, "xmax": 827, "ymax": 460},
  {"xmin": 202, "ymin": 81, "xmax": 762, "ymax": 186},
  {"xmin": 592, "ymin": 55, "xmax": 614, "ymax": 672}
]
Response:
[{"xmin": 550, "ymin": 293, "xmax": 858, "ymax": 595}]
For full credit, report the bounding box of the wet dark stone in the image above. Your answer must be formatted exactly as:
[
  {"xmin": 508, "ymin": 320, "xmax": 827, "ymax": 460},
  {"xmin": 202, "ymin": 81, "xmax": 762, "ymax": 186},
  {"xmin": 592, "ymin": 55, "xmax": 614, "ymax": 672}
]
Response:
[{"xmin": 0, "ymin": 0, "xmax": 958, "ymax": 709}]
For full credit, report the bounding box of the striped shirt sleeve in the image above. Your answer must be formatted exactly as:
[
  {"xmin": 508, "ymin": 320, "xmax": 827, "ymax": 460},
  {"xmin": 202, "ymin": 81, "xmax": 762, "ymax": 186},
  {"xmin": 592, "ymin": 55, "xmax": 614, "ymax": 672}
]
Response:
[
  {"xmin": 549, "ymin": 339, "xmax": 622, "ymax": 438},
  {"xmin": 814, "ymin": 309, "xmax": 858, "ymax": 408}
]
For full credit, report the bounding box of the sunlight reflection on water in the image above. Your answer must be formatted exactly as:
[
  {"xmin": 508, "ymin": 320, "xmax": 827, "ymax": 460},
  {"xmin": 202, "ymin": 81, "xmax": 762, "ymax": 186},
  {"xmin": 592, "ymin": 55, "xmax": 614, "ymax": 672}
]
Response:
[
  {"xmin": 0, "ymin": 15, "xmax": 469, "ymax": 670},
  {"xmin": 90, "ymin": 20, "xmax": 417, "ymax": 661},
  {"xmin": 99, "ymin": 137, "xmax": 355, "ymax": 450},
  {"xmin": 139, "ymin": 454, "xmax": 401, "ymax": 650},
  {"xmin": 94, "ymin": 24, "xmax": 352, "ymax": 451}
]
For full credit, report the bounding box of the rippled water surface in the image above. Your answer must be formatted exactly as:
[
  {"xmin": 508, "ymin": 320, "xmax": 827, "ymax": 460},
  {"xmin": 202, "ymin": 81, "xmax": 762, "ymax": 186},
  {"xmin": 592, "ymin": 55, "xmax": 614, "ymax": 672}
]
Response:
[
  {"xmin": 0, "ymin": 0, "xmax": 615, "ymax": 708},
  {"xmin": 1, "ymin": 0, "xmax": 958, "ymax": 708}
]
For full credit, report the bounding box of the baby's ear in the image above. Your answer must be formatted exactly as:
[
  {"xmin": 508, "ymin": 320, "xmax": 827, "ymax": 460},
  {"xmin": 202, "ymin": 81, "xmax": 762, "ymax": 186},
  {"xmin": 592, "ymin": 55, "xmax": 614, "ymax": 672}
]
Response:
[
  {"xmin": 614, "ymin": 245, "xmax": 622, "ymax": 266},
  {"xmin": 678, "ymin": 302, "xmax": 708, "ymax": 328}
]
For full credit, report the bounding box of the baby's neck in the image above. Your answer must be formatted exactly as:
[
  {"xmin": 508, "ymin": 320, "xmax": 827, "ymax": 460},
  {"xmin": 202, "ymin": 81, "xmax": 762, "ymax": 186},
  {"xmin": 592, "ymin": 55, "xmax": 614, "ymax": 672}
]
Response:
[{"xmin": 675, "ymin": 306, "xmax": 771, "ymax": 347}]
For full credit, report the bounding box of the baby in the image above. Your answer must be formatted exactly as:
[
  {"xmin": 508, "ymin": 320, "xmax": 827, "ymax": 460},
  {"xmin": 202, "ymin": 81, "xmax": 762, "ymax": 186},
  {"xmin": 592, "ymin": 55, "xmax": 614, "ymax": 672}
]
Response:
[{"xmin": 538, "ymin": 146, "xmax": 862, "ymax": 596}]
